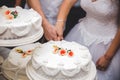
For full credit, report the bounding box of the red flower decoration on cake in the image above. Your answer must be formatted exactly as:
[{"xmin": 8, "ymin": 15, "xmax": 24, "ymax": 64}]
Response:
[
  {"xmin": 26, "ymin": 50, "xmax": 32, "ymax": 55},
  {"xmin": 68, "ymin": 51, "xmax": 74, "ymax": 57},
  {"xmin": 60, "ymin": 49, "xmax": 66, "ymax": 56},
  {"xmin": 5, "ymin": 10, "xmax": 10, "ymax": 15}
]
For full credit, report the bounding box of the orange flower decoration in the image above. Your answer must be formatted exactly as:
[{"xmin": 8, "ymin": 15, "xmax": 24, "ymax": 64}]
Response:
[
  {"xmin": 60, "ymin": 49, "xmax": 66, "ymax": 56},
  {"xmin": 15, "ymin": 48, "xmax": 33, "ymax": 58},
  {"xmin": 53, "ymin": 45, "xmax": 74, "ymax": 57},
  {"xmin": 7, "ymin": 15, "xmax": 14, "ymax": 20},
  {"xmin": 68, "ymin": 51, "xmax": 74, "ymax": 57}
]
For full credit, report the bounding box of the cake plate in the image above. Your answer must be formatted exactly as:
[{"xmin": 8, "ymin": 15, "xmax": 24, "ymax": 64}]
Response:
[{"xmin": 0, "ymin": 26, "xmax": 43, "ymax": 47}]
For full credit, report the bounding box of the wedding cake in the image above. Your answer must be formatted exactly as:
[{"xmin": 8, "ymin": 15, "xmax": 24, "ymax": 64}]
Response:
[
  {"xmin": 0, "ymin": 6, "xmax": 43, "ymax": 46},
  {"xmin": 26, "ymin": 40, "xmax": 97, "ymax": 80},
  {"xmin": 1, "ymin": 43, "xmax": 40, "ymax": 80}
]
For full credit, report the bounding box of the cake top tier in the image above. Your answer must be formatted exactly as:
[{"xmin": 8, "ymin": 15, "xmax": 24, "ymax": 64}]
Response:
[
  {"xmin": 0, "ymin": 6, "xmax": 41, "ymax": 28},
  {"xmin": 32, "ymin": 40, "xmax": 92, "ymax": 70}
]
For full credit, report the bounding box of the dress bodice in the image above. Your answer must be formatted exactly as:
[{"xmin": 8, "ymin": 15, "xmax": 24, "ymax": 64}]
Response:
[
  {"xmin": 81, "ymin": 0, "xmax": 118, "ymax": 18},
  {"xmin": 80, "ymin": 0, "xmax": 119, "ymax": 37},
  {"xmin": 67, "ymin": 0, "xmax": 120, "ymax": 46}
]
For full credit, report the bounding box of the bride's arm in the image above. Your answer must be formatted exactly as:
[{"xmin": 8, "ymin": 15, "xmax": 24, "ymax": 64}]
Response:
[
  {"xmin": 104, "ymin": 28, "xmax": 120, "ymax": 60},
  {"xmin": 96, "ymin": 27, "xmax": 120, "ymax": 71},
  {"xmin": 27, "ymin": 0, "xmax": 58, "ymax": 41},
  {"xmin": 55, "ymin": 0, "xmax": 77, "ymax": 40},
  {"xmin": 96, "ymin": 4, "xmax": 120, "ymax": 71},
  {"xmin": 104, "ymin": 0, "xmax": 120, "ymax": 61},
  {"xmin": 26, "ymin": 0, "xmax": 47, "ymax": 26},
  {"xmin": 15, "ymin": 0, "xmax": 21, "ymax": 6},
  {"xmin": 57, "ymin": 0, "xmax": 77, "ymax": 22}
]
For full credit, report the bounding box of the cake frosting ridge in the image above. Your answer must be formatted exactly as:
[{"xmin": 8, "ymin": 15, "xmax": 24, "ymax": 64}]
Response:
[{"xmin": 26, "ymin": 40, "xmax": 97, "ymax": 80}]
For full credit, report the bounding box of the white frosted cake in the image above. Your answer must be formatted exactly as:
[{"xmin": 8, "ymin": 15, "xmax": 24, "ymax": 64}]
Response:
[
  {"xmin": 26, "ymin": 40, "xmax": 97, "ymax": 80},
  {"xmin": 8, "ymin": 47, "xmax": 33, "ymax": 68},
  {"xmin": 1, "ymin": 43, "xmax": 40, "ymax": 80},
  {"xmin": 0, "ymin": 6, "xmax": 43, "ymax": 40}
]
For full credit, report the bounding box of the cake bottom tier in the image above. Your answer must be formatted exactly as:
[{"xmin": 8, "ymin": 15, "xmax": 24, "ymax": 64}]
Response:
[
  {"xmin": 1, "ymin": 59, "xmax": 29, "ymax": 80},
  {"xmin": 26, "ymin": 60, "xmax": 97, "ymax": 80}
]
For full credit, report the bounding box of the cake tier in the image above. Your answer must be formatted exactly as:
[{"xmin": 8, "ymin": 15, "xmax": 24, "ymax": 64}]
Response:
[
  {"xmin": 0, "ymin": 6, "xmax": 42, "ymax": 39},
  {"xmin": 1, "ymin": 43, "xmax": 41, "ymax": 80},
  {"xmin": 0, "ymin": 26, "xmax": 43, "ymax": 46},
  {"xmin": 31, "ymin": 40, "xmax": 93, "ymax": 78},
  {"xmin": 7, "ymin": 43, "xmax": 40, "ymax": 68},
  {"xmin": 26, "ymin": 59, "xmax": 97, "ymax": 80}
]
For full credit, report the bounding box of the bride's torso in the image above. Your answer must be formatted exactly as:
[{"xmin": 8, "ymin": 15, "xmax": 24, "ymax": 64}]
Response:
[{"xmin": 80, "ymin": 0, "xmax": 119, "ymax": 37}]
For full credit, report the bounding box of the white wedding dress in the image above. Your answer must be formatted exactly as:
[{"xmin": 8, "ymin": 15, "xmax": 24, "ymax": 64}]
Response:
[{"xmin": 65, "ymin": 0, "xmax": 120, "ymax": 80}]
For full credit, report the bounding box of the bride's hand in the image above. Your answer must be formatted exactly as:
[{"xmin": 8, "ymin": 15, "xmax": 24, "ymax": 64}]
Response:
[
  {"xmin": 96, "ymin": 55, "xmax": 111, "ymax": 71},
  {"xmin": 55, "ymin": 21, "xmax": 65, "ymax": 41},
  {"xmin": 43, "ymin": 21, "xmax": 58, "ymax": 41}
]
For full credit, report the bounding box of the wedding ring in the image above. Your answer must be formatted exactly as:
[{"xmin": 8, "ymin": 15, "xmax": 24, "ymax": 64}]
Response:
[
  {"xmin": 97, "ymin": 66, "xmax": 106, "ymax": 71},
  {"xmin": 101, "ymin": 67, "xmax": 105, "ymax": 71},
  {"xmin": 97, "ymin": 65, "xmax": 103, "ymax": 71}
]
